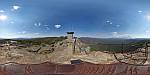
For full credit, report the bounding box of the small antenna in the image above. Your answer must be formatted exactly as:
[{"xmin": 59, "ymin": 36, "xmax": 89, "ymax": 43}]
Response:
[
  {"xmin": 69, "ymin": 24, "xmax": 74, "ymax": 32},
  {"xmin": 70, "ymin": 24, "xmax": 73, "ymax": 32}
]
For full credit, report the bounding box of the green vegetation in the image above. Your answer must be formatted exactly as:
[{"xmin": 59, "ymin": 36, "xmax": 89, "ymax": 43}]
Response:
[
  {"xmin": 16, "ymin": 37, "xmax": 66, "ymax": 45},
  {"xmin": 89, "ymin": 40, "xmax": 150, "ymax": 53},
  {"xmin": 90, "ymin": 44, "xmax": 123, "ymax": 53}
]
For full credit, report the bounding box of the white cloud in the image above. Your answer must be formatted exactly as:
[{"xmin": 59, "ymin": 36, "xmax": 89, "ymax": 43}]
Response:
[
  {"xmin": 145, "ymin": 15, "xmax": 150, "ymax": 21},
  {"xmin": 106, "ymin": 20, "xmax": 113, "ymax": 25},
  {"xmin": 18, "ymin": 31, "xmax": 27, "ymax": 34},
  {"xmin": 54, "ymin": 24, "xmax": 61, "ymax": 29},
  {"xmin": 145, "ymin": 30, "xmax": 150, "ymax": 33},
  {"xmin": 44, "ymin": 25, "xmax": 49, "ymax": 26},
  {"xmin": 22, "ymin": 31, "xmax": 26, "ymax": 34},
  {"xmin": 112, "ymin": 32, "xmax": 118, "ymax": 36},
  {"xmin": 38, "ymin": 22, "xmax": 41, "ymax": 26},
  {"xmin": 106, "ymin": 20, "xmax": 110, "ymax": 23},
  {"xmin": 34, "ymin": 23, "xmax": 37, "ymax": 26},
  {"xmin": 12, "ymin": 5, "xmax": 20, "ymax": 11},
  {"xmin": 46, "ymin": 27, "xmax": 50, "ymax": 30},
  {"xmin": 109, "ymin": 22, "xmax": 113, "ymax": 24},
  {"xmin": 0, "ymin": 33, "xmax": 17, "ymax": 38},
  {"xmin": 0, "ymin": 10, "xmax": 5, "ymax": 13},
  {"xmin": 0, "ymin": 32, "xmax": 45, "ymax": 38},
  {"xmin": 10, "ymin": 21, "xmax": 14, "ymax": 24},
  {"xmin": 116, "ymin": 25, "xmax": 120, "ymax": 27},
  {"xmin": 34, "ymin": 22, "xmax": 41, "ymax": 27},
  {"xmin": 138, "ymin": 10, "xmax": 143, "ymax": 14},
  {"xmin": 34, "ymin": 33, "xmax": 40, "ymax": 35},
  {"xmin": 112, "ymin": 32, "xmax": 131, "ymax": 38},
  {"xmin": 4, "ymin": 33, "xmax": 16, "ymax": 36}
]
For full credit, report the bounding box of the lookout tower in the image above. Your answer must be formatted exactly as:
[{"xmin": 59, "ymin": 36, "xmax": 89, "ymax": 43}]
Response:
[
  {"xmin": 67, "ymin": 32, "xmax": 74, "ymax": 41},
  {"xmin": 66, "ymin": 32, "xmax": 89, "ymax": 54},
  {"xmin": 66, "ymin": 32, "xmax": 75, "ymax": 54}
]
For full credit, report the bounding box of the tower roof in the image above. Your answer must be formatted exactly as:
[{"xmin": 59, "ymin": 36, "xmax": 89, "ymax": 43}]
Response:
[{"xmin": 67, "ymin": 32, "xmax": 74, "ymax": 34}]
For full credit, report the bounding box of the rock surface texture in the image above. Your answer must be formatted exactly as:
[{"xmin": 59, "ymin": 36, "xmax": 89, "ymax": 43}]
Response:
[{"xmin": 0, "ymin": 61, "xmax": 149, "ymax": 75}]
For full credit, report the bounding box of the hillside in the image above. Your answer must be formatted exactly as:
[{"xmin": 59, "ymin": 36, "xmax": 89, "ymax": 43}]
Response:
[
  {"xmin": 80, "ymin": 37, "xmax": 150, "ymax": 53},
  {"xmin": 80, "ymin": 37, "xmax": 150, "ymax": 44},
  {"xmin": 0, "ymin": 37, "xmax": 150, "ymax": 65}
]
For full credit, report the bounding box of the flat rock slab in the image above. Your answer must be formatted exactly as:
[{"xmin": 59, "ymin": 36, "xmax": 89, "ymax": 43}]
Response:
[{"xmin": 0, "ymin": 61, "xmax": 150, "ymax": 75}]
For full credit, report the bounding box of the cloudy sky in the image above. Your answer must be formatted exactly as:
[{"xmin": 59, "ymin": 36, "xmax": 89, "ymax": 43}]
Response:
[{"xmin": 0, "ymin": 0, "xmax": 150, "ymax": 38}]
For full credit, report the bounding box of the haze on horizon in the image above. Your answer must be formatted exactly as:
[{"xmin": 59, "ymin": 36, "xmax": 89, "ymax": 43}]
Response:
[{"xmin": 1, "ymin": 0, "xmax": 150, "ymax": 38}]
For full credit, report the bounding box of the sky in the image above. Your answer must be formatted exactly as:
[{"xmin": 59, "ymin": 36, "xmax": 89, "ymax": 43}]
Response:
[{"xmin": 0, "ymin": 0, "xmax": 150, "ymax": 38}]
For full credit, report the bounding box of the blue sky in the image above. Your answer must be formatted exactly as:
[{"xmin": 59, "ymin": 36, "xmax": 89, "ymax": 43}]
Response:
[{"xmin": 0, "ymin": 0, "xmax": 150, "ymax": 38}]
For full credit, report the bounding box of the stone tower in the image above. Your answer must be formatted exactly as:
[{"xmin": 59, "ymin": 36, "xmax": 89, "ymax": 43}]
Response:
[
  {"xmin": 66, "ymin": 32, "xmax": 89, "ymax": 54},
  {"xmin": 66, "ymin": 32, "xmax": 75, "ymax": 54},
  {"xmin": 67, "ymin": 32, "xmax": 74, "ymax": 41}
]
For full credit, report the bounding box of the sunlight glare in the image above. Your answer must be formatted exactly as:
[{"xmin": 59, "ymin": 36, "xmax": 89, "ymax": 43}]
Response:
[{"xmin": 0, "ymin": 14, "xmax": 7, "ymax": 21}]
